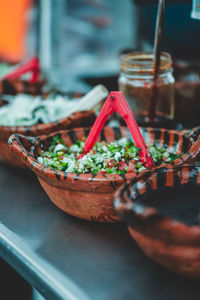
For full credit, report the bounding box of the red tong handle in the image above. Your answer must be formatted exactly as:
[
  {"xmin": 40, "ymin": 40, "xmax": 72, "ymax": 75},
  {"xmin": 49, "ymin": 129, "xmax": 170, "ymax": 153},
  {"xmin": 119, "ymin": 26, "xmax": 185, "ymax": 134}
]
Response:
[
  {"xmin": 82, "ymin": 91, "xmax": 155, "ymax": 169},
  {"xmin": 2, "ymin": 57, "xmax": 40, "ymax": 83}
]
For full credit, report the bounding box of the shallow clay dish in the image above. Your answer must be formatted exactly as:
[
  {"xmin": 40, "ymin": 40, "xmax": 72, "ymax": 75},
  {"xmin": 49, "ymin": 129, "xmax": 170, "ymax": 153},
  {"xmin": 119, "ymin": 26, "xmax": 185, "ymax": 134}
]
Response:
[
  {"xmin": 0, "ymin": 98, "xmax": 96, "ymax": 167},
  {"xmin": 8, "ymin": 126, "xmax": 200, "ymax": 222},
  {"xmin": 114, "ymin": 164, "xmax": 200, "ymax": 278}
]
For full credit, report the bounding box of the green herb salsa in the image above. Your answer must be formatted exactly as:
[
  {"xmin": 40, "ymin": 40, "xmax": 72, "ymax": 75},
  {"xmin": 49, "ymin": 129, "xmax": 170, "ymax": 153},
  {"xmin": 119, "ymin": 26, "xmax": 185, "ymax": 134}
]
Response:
[{"xmin": 37, "ymin": 136, "xmax": 179, "ymax": 175}]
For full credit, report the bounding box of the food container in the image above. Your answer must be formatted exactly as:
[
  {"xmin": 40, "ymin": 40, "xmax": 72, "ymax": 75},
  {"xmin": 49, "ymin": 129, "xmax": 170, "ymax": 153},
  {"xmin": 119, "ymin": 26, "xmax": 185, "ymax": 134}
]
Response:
[
  {"xmin": 0, "ymin": 77, "xmax": 46, "ymax": 96},
  {"xmin": 1, "ymin": 110, "xmax": 95, "ymax": 168},
  {"xmin": 118, "ymin": 52, "xmax": 175, "ymax": 127},
  {"xmin": 8, "ymin": 126, "xmax": 200, "ymax": 222},
  {"xmin": 114, "ymin": 164, "xmax": 200, "ymax": 278},
  {"xmin": 0, "ymin": 85, "xmax": 108, "ymax": 167},
  {"xmin": 0, "ymin": 59, "xmax": 46, "ymax": 96}
]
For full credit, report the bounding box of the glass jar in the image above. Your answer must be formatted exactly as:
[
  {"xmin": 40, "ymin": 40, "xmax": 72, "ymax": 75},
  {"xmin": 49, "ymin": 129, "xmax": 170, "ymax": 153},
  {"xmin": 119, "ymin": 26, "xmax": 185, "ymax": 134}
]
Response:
[{"xmin": 118, "ymin": 52, "xmax": 175, "ymax": 127}]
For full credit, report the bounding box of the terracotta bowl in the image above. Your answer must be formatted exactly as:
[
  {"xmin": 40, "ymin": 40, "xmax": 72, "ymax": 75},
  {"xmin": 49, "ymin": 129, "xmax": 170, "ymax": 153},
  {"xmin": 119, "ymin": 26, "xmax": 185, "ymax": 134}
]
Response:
[
  {"xmin": 0, "ymin": 95, "xmax": 96, "ymax": 167},
  {"xmin": 181, "ymin": 125, "xmax": 200, "ymax": 143},
  {"xmin": 114, "ymin": 164, "xmax": 200, "ymax": 278},
  {"xmin": 0, "ymin": 77, "xmax": 46, "ymax": 96},
  {"xmin": 8, "ymin": 126, "xmax": 200, "ymax": 222}
]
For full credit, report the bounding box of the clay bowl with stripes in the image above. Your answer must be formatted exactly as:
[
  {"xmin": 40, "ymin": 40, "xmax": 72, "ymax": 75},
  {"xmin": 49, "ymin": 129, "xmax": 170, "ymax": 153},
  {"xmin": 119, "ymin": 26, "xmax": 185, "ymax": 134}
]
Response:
[
  {"xmin": 114, "ymin": 164, "xmax": 200, "ymax": 278},
  {"xmin": 0, "ymin": 96, "xmax": 96, "ymax": 167},
  {"xmin": 8, "ymin": 126, "xmax": 200, "ymax": 222},
  {"xmin": 0, "ymin": 78, "xmax": 46, "ymax": 96}
]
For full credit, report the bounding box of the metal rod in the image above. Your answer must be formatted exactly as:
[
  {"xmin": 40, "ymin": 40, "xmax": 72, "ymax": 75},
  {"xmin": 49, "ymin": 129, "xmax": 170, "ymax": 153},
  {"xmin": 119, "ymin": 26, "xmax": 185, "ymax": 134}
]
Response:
[{"xmin": 148, "ymin": 0, "xmax": 165, "ymax": 121}]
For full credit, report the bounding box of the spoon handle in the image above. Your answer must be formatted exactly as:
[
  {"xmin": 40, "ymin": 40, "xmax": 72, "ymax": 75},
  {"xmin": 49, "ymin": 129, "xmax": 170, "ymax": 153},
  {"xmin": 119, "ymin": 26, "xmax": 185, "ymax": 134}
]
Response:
[
  {"xmin": 153, "ymin": 0, "xmax": 165, "ymax": 80},
  {"xmin": 149, "ymin": 0, "xmax": 165, "ymax": 121}
]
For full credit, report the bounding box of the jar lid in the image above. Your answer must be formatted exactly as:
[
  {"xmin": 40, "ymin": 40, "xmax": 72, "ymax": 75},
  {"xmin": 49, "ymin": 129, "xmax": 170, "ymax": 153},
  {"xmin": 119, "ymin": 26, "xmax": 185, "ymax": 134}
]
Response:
[{"xmin": 120, "ymin": 51, "xmax": 172, "ymax": 75}]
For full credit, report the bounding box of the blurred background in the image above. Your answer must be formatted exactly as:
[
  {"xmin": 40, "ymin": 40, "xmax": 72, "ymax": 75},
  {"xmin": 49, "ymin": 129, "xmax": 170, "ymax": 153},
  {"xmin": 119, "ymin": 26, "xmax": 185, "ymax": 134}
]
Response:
[
  {"xmin": 1, "ymin": 0, "xmax": 200, "ymax": 92},
  {"xmin": 1, "ymin": 0, "xmax": 200, "ymax": 299}
]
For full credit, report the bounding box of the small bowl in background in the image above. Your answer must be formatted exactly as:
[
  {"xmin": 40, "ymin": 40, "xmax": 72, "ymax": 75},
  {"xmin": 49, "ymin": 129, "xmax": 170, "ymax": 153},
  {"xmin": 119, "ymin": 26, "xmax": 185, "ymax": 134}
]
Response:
[
  {"xmin": 0, "ymin": 77, "xmax": 46, "ymax": 96},
  {"xmin": 0, "ymin": 109, "xmax": 95, "ymax": 168},
  {"xmin": 114, "ymin": 164, "xmax": 200, "ymax": 278},
  {"xmin": 0, "ymin": 84, "xmax": 108, "ymax": 167}
]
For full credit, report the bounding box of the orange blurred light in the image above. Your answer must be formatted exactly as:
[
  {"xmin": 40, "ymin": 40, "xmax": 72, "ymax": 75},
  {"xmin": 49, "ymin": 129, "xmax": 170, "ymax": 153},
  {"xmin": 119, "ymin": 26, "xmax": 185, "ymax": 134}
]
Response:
[{"xmin": 0, "ymin": 0, "xmax": 31, "ymax": 62}]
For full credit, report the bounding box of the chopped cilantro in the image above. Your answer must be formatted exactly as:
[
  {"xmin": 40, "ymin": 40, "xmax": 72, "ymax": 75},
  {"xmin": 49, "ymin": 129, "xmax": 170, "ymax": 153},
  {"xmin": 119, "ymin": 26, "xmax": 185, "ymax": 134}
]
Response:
[{"xmin": 38, "ymin": 136, "xmax": 180, "ymax": 175}]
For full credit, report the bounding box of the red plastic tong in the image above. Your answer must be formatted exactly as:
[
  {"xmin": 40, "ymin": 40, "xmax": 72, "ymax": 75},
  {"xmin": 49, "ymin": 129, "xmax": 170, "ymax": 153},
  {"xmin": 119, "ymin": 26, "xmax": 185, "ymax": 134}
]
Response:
[
  {"xmin": 80, "ymin": 91, "xmax": 155, "ymax": 169},
  {"xmin": 2, "ymin": 57, "xmax": 40, "ymax": 83}
]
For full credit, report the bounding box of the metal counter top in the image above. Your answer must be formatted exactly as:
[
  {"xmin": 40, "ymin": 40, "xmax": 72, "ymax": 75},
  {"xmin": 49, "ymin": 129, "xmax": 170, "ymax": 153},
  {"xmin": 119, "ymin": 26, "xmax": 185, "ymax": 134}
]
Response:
[{"xmin": 0, "ymin": 162, "xmax": 200, "ymax": 300}]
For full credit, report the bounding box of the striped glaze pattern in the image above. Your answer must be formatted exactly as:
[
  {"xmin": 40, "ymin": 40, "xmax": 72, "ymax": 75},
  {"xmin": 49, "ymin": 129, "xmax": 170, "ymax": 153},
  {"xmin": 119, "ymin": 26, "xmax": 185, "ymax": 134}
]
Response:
[
  {"xmin": 114, "ymin": 164, "xmax": 200, "ymax": 278},
  {"xmin": 8, "ymin": 126, "xmax": 200, "ymax": 222},
  {"xmin": 0, "ymin": 78, "xmax": 46, "ymax": 95},
  {"xmin": 181, "ymin": 126, "xmax": 200, "ymax": 143},
  {"xmin": 8, "ymin": 126, "xmax": 200, "ymax": 185},
  {"xmin": 114, "ymin": 164, "xmax": 200, "ymax": 225}
]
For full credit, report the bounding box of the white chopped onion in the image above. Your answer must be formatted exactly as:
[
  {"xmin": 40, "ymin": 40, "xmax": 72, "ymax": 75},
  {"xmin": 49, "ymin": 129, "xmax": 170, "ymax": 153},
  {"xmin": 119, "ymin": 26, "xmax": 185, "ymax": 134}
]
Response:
[{"xmin": 0, "ymin": 85, "xmax": 108, "ymax": 126}]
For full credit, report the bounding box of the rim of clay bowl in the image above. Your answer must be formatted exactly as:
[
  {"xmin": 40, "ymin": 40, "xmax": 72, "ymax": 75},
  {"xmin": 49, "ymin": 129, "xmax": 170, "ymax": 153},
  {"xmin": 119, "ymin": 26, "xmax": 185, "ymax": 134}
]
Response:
[
  {"xmin": 0, "ymin": 91, "xmax": 97, "ymax": 138},
  {"xmin": 8, "ymin": 126, "xmax": 200, "ymax": 187},
  {"xmin": 114, "ymin": 163, "xmax": 200, "ymax": 245},
  {"xmin": 180, "ymin": 126, "xmax": 200, "ymax": 143},
  {"xmin": 0, "ymin": 77, "xmax": 46, "ymax": 96},
  {"xmin": 0, "ymin": 110, "xmax": 96, "ymax": 137}
]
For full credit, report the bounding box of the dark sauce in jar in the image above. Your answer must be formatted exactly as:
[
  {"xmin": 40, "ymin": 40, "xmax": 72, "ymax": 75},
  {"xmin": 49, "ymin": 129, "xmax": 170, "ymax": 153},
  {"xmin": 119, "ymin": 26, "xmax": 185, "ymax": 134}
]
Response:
[
  {"xmin": 136, "ymin": 184, "xmax": 200, "ymax": 226},
  {"xmin": 118, "ymin": 52, "xmax": 175, "ymax": 128}
]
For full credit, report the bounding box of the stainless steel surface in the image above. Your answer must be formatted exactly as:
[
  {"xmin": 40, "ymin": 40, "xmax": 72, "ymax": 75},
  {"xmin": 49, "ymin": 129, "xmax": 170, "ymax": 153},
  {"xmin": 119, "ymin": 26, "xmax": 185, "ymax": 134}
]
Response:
[{"xmin": 0, "ymin": 162, "xmax": 200, "ymax": 300}]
